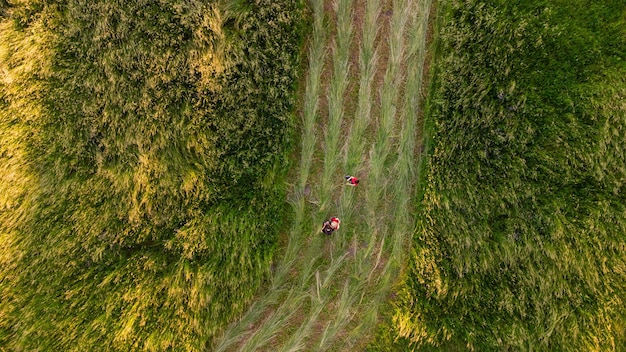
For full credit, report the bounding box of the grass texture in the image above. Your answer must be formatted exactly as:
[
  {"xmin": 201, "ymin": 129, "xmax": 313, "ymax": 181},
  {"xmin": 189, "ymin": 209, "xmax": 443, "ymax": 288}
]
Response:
[
  {"xmin": 0, "ymin": 0, "xmax": 306, "ymax": 350},
  {"xmin": 213, "ymin": 0, "xmax": 433, "ymax": 350},
  {"xmin": 393, "ymin": 0, "xmax": 626, "ymax": 350}
]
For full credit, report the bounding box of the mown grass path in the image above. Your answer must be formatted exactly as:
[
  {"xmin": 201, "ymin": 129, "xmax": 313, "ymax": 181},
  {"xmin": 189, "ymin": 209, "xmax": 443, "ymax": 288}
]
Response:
[{"xmin": 214, "ymin": 0, "xmax": 432, "ymax": 350}]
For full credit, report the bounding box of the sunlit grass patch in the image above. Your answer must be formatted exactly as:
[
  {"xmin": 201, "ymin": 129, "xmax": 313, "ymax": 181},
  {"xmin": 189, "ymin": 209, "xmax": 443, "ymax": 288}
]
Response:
[{"xmin": 0, "ymin": 0, "xmax": 307, "ymax": 349}]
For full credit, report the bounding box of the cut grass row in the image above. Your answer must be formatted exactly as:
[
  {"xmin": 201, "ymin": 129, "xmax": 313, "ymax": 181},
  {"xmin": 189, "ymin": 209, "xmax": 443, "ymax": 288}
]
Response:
[
  {"xmin": 214, "ymin": 0, "xmax": 433, "ymax": 350},
  {"xmin": 213, "ymin": 1, "xmax": 328, "ymax": 349},
  {"xmin": 0, "ymin": 1, "xmax": 306, "ymax": 350}
]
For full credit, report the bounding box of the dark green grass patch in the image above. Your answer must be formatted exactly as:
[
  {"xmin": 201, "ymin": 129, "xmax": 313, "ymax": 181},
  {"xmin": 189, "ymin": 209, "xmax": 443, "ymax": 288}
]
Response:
[
  {"xmin": 395, "ymin": 0, "xmax": 626, "ymax": 350},
  {"xmin": 0, "ymin": 0, "xmax": 306, "ymax": 350}
]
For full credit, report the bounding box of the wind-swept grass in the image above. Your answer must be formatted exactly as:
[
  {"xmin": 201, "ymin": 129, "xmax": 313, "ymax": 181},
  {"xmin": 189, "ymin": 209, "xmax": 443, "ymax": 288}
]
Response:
[
  {"xmin": 339, "ymin": 0, "xmax": 380, "ymax": 236},
  {"xmin": 212, "ymin": 1, "xmax": 326, "ymax": 349},
  {"xmin": 388, "ymin": 0, "xmax": 432, "ymax": 264},
  {"xmin": 365, "ymin": 0, "xmax": 411, "ymax": 214},
  {"xmin": 0, "ymin": 0, "xmax": 307, "ymax": 350},
  {"xmin": 320, "ymin": 0, "xmax": 353, "ymax": 211},
  {"xmin": 299, "ymin": 0, "xmax": 326, "ymax": 191},
  {"xmin": 395, "ymin": 0, "xmax": 626, "ymax": 350}
]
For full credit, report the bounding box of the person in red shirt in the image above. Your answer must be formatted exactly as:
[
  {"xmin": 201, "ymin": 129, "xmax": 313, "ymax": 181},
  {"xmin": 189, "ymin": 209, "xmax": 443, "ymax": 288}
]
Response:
[
  {"xmin": 344, "ymin": 175, "xmax": 359, "ymax": 186},
  {"xmin": 321, "ymin": 217, "xmax": 341, "ymax": 235}
]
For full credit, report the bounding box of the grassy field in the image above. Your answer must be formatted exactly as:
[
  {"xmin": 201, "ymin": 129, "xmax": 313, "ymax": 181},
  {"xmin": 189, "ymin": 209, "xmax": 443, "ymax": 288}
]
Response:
[
  {"xmin": 392, "ymin": 0, "xmax": 626, "ymax": 350},
  {"xmin": 0, "ymin": 0, "xmax": 305, "ymax": 350},
  {"xmin": 4, "ymin": 0, "xmax": 623, "ymax": 350},
  {"xmin": 2, "ymin": 0, "xmax": 433, "ymax": 348}
]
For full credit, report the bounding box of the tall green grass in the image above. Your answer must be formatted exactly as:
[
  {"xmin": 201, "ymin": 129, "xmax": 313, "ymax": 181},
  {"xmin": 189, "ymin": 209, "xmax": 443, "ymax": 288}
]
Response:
[
  {"xmin": 320, "ymin": 0, "xmax": 353, "ymax": 213},
  {"xmin": 0, "ymin": 0, "xmax": 306, "ymax": 350},
  {"xmin": 212, "ymin": 1, "xmax": 326, "ymax": 349},
  {"xmin": 395, "ymin": 0, "xmax": 626, "ymax": 350},
  {"xmin": 343, "ymin": 0, "xmax": 378, "ymax": 176},
  {"xmin": 298, "ymin": 0, "xmax": 326, "ymax": 191}
]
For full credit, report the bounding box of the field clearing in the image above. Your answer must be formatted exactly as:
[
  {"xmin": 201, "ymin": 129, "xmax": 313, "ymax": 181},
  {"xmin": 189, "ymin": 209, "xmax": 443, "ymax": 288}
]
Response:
[{"xmin": 213, "ymin": 0, "xmax": 433, "ymax": 350}]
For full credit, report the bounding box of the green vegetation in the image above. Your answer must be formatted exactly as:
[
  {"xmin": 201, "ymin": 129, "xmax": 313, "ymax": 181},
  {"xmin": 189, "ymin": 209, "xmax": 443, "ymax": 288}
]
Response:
[
  {"xmin": 0, "ymin": 0, "xmax": 306, "ymax": 350},
  {"xmin": 214, "ymin": 0, "xmax": 434, "ymax": 350},
  {"xmin": 394, "ymin": 0, "xmax": 626, "ymax": 350},
  {"xmin": 5, "ymin": 0, "xmax": 624, "ymax": 350}
]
